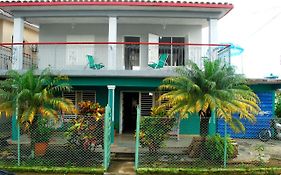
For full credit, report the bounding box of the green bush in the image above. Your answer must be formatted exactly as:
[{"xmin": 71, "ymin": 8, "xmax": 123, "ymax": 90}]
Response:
[
  {"xmin": 275, "ymin": 92, "xmax": 281, "ymax": 119},
  {"xmin": 204, "ymin": 134, "xmax": 234, "ymax": 163},
  {"xmin": 140, "ymin": 117, "xmax": 176, "ymax": 152},
  {"xmin": 30, "ymin": 117, "xmax": 52, "ymax": 143}
]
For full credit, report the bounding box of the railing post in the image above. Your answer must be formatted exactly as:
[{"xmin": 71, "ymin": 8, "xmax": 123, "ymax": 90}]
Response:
[{"xmin": 135, "ymin": 105, "xmax": 141, "ymax": 170}]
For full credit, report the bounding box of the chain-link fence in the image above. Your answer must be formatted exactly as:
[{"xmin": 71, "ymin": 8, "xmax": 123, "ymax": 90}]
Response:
[
  {"xmin": 0, "ymin": 113, "xmax": 109, "ymax": 169},
  {"xmin": 135, "ymin": 114, "xmax": 281, "ymax": 169}
]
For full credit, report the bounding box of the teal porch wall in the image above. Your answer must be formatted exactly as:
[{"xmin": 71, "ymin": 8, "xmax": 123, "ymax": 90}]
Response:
[
  {"xmin": 180, "ymin": 113, "xmax": 200, "ymax": 135},
  {"xmin": 70, "ymin": 76, "xmax": 160, "ymax": 133}
]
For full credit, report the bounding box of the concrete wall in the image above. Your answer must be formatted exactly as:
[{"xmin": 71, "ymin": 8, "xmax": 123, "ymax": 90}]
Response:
[{"xmin": 39, "ymin": 23, "xmax": 202, "ymax": 70}]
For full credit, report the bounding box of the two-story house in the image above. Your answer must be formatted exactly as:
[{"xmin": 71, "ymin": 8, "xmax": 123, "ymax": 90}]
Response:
[{"xmin": 0, "ymin": 1, "xmax": 234, "ymax": 138}]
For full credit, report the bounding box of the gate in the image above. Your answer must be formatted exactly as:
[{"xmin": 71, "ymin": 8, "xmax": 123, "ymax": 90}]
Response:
[{"xmin": 104, "ymin": 105, "xmax": 111, "ymax": 171}]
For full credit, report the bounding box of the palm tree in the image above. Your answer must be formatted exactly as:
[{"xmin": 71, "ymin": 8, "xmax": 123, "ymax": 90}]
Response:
[
  {"xmin": 0, "ymin": 68, "xmax": 75, "ymax": 155},
  {"xmin": 159, "ymin": 59, "xmax": 260, "ymax": 133}
]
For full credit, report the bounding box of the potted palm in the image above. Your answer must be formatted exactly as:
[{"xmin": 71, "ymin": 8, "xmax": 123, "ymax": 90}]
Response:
[{"xmin": 30, "ymin": 117, "xmax": 52, "ymax": 156}]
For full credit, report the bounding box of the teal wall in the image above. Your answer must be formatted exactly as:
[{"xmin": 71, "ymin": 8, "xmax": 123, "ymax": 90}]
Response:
[
  {"xmin": 180, "ymin": 113, "xmax": 200, "ymax": 135},
  {"xmin": 69, "ymin": 77, "xmax": 163, "ymax": 87}
]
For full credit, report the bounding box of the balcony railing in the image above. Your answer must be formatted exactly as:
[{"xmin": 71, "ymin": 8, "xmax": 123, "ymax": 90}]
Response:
[
  {"xmin": 0, "ymin": 42, "xmax": 230, "ymax": 71},
  {"xmin": 0, "ymin": 45, "xmax": 38, "ymax": 70}
]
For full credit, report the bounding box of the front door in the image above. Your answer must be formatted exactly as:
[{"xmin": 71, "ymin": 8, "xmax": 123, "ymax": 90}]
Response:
[{"xmin": 122, "ymin": 92, "xmax": 139, "ymax": 133}]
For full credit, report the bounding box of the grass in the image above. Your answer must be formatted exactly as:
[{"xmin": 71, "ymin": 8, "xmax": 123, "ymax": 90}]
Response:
[
  {"xmin": 0, "ymin": 165, "xmax": 104, "ymax": 174},
  {"xmin": 137, "ymin": 167, "xmax": 281, "ymax": 175}
]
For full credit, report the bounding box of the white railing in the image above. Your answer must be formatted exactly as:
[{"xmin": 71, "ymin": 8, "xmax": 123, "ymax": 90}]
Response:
[{"xmin": 0, "ymin": 42, "xmax": 230, "ymax": 71}]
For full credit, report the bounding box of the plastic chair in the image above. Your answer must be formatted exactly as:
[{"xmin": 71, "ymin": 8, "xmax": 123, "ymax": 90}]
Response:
[
  {"xmin": 148, "ymin": 53, "xmax": 168, "ymax": 69},
  {"xmin": 86, "ymin": 55, "xmax": 104, "ymax": 70}
]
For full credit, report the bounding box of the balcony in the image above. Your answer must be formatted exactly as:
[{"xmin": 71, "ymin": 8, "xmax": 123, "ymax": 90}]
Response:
[{"xmin": 0, "ymin": 42, "xmax": 230, "ymax": 77}]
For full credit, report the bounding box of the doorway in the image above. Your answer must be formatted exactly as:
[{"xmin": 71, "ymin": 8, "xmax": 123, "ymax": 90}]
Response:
[
  {"xmin": 124, "ymin": 36, "xmax": 140, "ymax": 70},
  {"xmin": 122, "ymin": 92, "xmax": 139, "ymax": 133}
]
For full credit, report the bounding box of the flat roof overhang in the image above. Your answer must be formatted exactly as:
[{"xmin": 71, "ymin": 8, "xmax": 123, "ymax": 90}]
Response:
[{"xmin": 0, "ymin": 1, "xmax": 233, "ymax": 25}]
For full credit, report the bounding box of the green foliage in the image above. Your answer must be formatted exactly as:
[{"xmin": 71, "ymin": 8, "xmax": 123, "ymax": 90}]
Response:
[
  {"xmin": 159, "ymin": 59, "xmax": 261, "ymax": 133},
  {"xmin": 0, "ymin": 68, "xmax": 75, "ymax": 128},
  {"xmin": 204, "ymin": 134, "xmax": 234, "ymax": 163},
  {"xmin": 255, "ymin": 144, "xmax": 265, "ymax": 166},
  {"xmin": 0, "ymin": 165, "xmax": 104, "ymax": 174},
  {"xmin": 139, "ymin": 116, "xmax": 176, "ymax": 152},
  {"xmin": 137, "ymin": 167, "xmax": 281, "ymax": 175},
  {"xmin": 65, "ymin": 101, "xmax": 105, "ymax": 152},
  {"xmin": 275, "ymin": 92, "xmax": 281, "ymax": 119},
  {"xmin": 30, "ymin": 117, "xmax": 52, "ymax": 143}
]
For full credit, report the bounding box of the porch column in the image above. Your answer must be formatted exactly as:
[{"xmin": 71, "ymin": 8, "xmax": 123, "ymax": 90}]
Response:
[
  {"xmin": 208, "ymin": 19, "xmax": 218, "ymax": 44},
  {"xmin": 208, "ymin": 19, "xmax": 218, "ymax": 61},
  {"xmin": 208, "ymin": 110, "xmax": 216, "ymax": 136},
  {"xmin": 12, "ymin": 17, "xmax": 24, "ymax": 70},
  {"xmin": 107, "ymin": 85, "xmax": 116, "ymax": 143},
  {"xmin": 140, "ymin": 36, "xmax": 148, "ymax": 69},
  {"xmin": 108, "ymin": 17, "xmax": 117, "ymax": 70},
  {"xmin": 12, "ymin": 17, "xmax": 24, "ymax": 141}
]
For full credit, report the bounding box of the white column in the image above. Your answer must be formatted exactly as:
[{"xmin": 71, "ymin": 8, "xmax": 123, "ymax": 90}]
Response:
[
  {"xmin": 208, "ymin": 19, "xmax": 218, "ymax": 61},
  {"xmin": 140, "ymin": 36, "xmax": 148, "ymax": 69},
  {"xmin": 108, "ymin": 17, "xmax": 117, "ymax": 70},
  {"xmin": 208, "ymin": 19, "xmax": 218, "ymax": 44},
  {"xmin": 12, "ymin": 18, "xmax": 24, "ymax": 70}
]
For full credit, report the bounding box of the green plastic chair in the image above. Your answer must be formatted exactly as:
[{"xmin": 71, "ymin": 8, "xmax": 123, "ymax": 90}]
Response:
[
  {"xmin": 86, "ymin": 55, "xmax": 104, "ymax": 70},
  {"xmin": 148, "ymin": 53, "xmax": 168, "ymax": 69}
]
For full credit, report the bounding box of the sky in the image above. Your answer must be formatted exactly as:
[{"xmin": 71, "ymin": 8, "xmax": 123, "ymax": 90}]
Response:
[{"xmin": 205, "ymin": 0, "xmax": 281, "ymax": 78}]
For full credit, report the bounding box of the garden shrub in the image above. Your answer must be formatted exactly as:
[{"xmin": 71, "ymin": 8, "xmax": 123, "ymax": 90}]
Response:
[
  {"xmin": 204, "ymin": 134, "xmax": 235, "ymax": 163},
  {"xmin": 139, "ymin": 106, "xmax": 176, "ymax": 152},
  {"xmin": 64, "ymin": 101, "xmax": 105, "ymax": 152}
]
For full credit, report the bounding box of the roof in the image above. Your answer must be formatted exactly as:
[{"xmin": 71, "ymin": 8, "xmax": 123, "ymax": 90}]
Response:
[
  {"xmin": 0, "ymin": 0, "xmax": 232, "ymax": 9},
  {"xmin": 0, "ymin": 0, "xmax": 233, "ymax": 26}
]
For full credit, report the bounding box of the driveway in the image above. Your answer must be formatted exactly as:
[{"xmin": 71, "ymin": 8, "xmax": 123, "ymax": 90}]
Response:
[{"xmin": 233, "ymin": 138, "xmax": 281, "ymax": 163}]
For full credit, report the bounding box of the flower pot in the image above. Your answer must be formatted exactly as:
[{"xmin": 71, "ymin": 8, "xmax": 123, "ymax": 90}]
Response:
[{"xmin": 35, "ymin": 142, "xmax": 48, "ymax": 156}]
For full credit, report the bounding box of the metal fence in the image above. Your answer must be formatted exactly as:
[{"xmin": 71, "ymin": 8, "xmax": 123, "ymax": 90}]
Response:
[
  {"xmin": 0, "ymin": 105, "xmax": 112, "ymax": 170},
  {"xmin": 135, "ymin": 109, "xmax": 281, "ymax": 169}
]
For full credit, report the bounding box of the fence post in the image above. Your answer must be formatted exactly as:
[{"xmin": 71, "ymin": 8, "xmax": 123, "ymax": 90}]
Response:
[
  {"xmin": 15, "ymin": 100, "xmax": 20, "ymax": 166},
  {"xmin": 223, "ymin": 120, "xmax": 227, "ymax": 168},
  {"xmin": 134, "ymin": 105, "xmax": 141, "ymax": 170},
  {"xmin": 103, "ymin": 105, "xmax": 111, "ymax": 171}
]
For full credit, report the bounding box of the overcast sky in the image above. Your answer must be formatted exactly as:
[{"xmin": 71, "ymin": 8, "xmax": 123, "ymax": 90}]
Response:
[{"xmin": 209, "ymin": 0, "xmax": 281, "ymax": 78}]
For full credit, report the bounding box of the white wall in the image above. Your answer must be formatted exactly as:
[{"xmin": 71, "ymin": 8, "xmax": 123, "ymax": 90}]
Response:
[{"xmin": 39, "ymin": 23, "xmax": 201, "ymax": 70}]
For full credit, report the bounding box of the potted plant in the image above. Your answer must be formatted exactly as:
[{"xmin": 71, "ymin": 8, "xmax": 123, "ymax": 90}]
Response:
[
  {"xmin": 30, "ymin": 117, "xmax": 52, "ymax": 156},
  {"xmin": 65, "ymin": 101, "xmax": 105, "ymax": 152}
]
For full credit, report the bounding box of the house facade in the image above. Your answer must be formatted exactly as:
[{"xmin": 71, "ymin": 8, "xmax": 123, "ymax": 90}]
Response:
[{"xmin": 0, "ymin": 1, "xmax": 235, "ymax": 138}]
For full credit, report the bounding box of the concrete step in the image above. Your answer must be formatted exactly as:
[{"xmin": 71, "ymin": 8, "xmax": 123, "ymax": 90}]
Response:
[
  {"xmin": 107, "ymin": 160, "xmax": 135, "ymax": 175},
  {"xmin": 111, "ymin": 153, "xmax": 135, "ymax": 161}
]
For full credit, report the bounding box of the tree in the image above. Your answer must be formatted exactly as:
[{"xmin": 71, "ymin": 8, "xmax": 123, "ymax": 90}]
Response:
[
  {"xmin": 158, "ymin": 59, "xmax": 260, "ymax": 132},
  {"xmin": 275, "ymin": 91, "xmax": 281, "ymax": 119},
  {"xmin": 0, "ymin": 68, "xmax": 75, "ymax": 155}
]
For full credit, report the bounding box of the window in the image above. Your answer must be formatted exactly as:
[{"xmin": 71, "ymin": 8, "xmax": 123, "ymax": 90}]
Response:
[
  {"xmin": 159, "ymin": 37, "xmax": 185, "ymax": 66},
  {"xmin": 62, "ymin": 90, "xmax": 96, "ymax": 108}
]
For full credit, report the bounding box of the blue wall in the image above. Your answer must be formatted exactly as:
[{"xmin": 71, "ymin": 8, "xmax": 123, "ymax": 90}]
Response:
[{"xmin": 217, "ymin": 90, "xmax": 275, "ymax": 138}]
